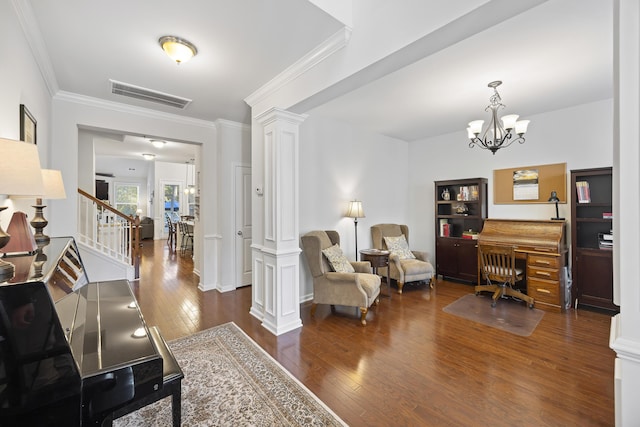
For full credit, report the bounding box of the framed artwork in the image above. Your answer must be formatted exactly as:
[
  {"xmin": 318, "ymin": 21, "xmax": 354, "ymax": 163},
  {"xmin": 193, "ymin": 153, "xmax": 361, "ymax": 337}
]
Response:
[{"xmin": 20, "ymin": 104, "xmax": 37, "ymax": 144}]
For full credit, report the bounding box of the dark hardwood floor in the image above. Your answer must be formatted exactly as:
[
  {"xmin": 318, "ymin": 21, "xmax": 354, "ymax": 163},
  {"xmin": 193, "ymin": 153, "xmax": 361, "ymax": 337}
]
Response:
[{"xmin": 132, "ymin": 239, "xmax": 615, "ymax": 426}]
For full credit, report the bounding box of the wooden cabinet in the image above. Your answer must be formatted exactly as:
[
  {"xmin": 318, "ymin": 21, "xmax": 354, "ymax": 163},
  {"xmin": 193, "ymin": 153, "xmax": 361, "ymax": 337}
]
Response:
[
  {"xmin": 570, "ymin": 167, "xmax": 618, "ymax": 312},
  {"xmin": 435, "ymin": 178, "xmax": 488, "ymax": 283}
]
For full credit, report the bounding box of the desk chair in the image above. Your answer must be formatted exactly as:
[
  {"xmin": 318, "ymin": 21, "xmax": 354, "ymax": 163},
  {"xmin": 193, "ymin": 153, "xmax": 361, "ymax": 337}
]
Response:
[{"xmin": 475, "ymin": 244, "xmax": 534, "ymax": 308}]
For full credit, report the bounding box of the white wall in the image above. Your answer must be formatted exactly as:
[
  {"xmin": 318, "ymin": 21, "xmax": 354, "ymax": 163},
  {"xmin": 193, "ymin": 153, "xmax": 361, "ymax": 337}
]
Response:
[
  {"xmin": 0, "ymin": 0, "xmax": 53, "ymax": 226},
  {"xmin": 408, "ymin": 98, "xmax": 614, "ymax": 256},
  {"xmin": 298, "ymin": 114, "xmax": 409, "ymax": 299}
]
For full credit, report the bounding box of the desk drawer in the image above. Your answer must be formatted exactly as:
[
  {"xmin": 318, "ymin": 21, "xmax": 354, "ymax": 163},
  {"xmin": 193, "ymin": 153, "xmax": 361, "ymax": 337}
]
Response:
[
  {"xmin": 528, "ymin": 254, "xmax": 560, "ymax": 269},
  {"xmin": 527, "ymin": 265, "xmax": 560, "ymax": 281},
  {"xmin": 528, "ymin": 277, "xmax": 560, "ymax": 305}
]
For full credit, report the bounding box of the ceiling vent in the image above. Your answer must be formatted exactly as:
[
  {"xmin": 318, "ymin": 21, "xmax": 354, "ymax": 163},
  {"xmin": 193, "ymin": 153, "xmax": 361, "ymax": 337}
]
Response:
[{"xmin": 109, "ymin": 79, "xmax": 191, "ymax": 109}]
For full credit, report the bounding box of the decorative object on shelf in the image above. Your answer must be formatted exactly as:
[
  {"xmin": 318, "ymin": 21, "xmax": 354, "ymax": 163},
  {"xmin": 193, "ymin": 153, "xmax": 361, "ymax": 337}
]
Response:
[
  {"xmin": 345, "ymin": 200, "xmax": 365, "ymax": 260},
  {"xmin": 159, "ymin": 35, "xmax": 198, "ymax": 64},
  {"xmin": 467, "ymin": 81, "xmax": 530, "ymax": 155},
  {"xmin": 548, "ymin": 190, "xmax": 564, "ymax": 220},
  {"xmin": 0, "ymin": 137, "xmax": 45, "ymax": 280},
  {"xmin": 441, "ymin": 188, "xmax": 450, "ymax": 200},
  {"xmin": 19, "ymin": 104, "xmax": 37, "ymax": 144},
  {"xmin": 453, "ymin": 202, "xmax": 469, "ymax": 215},
  {"xmin": 30, "ymin": 169, "xmax": 67, "ymax": 244}
]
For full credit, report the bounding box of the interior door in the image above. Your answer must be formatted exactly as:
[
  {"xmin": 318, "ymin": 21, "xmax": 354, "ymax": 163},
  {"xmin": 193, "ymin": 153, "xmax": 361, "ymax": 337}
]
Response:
[{"xmin": 235, "ymin": 165, "xmax": 252, "ymax": 287}]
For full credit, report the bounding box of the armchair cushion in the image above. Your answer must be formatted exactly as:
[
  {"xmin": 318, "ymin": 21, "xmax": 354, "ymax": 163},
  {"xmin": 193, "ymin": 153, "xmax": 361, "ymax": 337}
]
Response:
[
  {"xmin": 384, "ymin": 235, "xmax": 416, "ymax": 260},
  {"xmin": 322, "ymin": 244, "xmax": 355, "ymax": 273}
]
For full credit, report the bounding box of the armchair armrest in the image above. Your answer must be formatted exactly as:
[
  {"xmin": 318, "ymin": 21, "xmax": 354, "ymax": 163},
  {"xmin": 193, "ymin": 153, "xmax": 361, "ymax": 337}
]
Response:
[
  {"xmin": 412, "ymin": 250, "xmax": 431, "ymax": 263},
  {"xmin": 351, "ymin": 261, "xmax": 373, "ymax": 274}
]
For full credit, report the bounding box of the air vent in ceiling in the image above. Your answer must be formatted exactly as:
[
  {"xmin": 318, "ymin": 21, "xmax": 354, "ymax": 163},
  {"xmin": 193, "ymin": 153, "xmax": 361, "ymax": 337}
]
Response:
[{"xmin": 109, "ymin": 79, "xmax": 192, "ymax": 109}]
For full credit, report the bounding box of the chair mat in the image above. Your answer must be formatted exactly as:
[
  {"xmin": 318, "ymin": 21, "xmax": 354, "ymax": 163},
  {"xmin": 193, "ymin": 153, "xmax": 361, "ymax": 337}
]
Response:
[{"xmin": 443, "ymin": 293, "xmax": 544, "ymax": 337}]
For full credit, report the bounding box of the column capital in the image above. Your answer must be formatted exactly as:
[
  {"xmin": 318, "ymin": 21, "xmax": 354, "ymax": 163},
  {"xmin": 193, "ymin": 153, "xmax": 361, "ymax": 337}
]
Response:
[{"xmin": 255, "ymin": 107, "xmax": 307, "ymax": 126}]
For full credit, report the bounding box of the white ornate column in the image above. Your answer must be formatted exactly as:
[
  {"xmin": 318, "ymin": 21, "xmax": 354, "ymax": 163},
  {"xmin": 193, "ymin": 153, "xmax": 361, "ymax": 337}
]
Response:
[{"xmin": 253, "ymin": 108, "xmax": 305, "ymax": 335}]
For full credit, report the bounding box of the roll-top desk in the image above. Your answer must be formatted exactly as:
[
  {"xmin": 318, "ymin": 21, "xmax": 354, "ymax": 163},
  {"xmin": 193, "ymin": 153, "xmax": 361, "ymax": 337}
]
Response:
[{"xmin": 478, "ymin": 219, "xmax": 568, "ymax": 312}]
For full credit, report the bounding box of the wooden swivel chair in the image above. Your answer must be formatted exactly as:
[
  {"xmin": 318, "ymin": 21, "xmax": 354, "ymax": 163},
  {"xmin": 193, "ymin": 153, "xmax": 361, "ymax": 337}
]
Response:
[{"xmin": 475, "ymin": 244, "xmax": 534, "ymax": 308}]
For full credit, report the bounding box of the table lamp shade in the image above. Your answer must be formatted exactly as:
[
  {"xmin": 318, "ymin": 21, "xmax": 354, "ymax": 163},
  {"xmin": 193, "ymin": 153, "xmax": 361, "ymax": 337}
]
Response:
[
  {"xmin": 0, "ymin": 137, "xmax": 44, "ymax": 196},
  {"xmin": 41, "ymin": 169, "xmax": 66, "ymax": 199}
]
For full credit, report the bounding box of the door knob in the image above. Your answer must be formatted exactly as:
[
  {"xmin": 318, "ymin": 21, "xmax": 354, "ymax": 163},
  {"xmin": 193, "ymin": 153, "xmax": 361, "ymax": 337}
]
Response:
[{"xmin": 237, "ymin": 231, "xmax": 243, "ymax": 236}]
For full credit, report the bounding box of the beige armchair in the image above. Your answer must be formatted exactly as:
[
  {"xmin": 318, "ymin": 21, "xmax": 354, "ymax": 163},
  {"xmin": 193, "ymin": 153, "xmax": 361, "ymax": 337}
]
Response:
[
  {"xmin": 301, "ymin": 230, "xmax": 381, "ymax": 326},
  {"xmin": 371, "ymin": 223, "xmax": 435, "ymax": 293}
]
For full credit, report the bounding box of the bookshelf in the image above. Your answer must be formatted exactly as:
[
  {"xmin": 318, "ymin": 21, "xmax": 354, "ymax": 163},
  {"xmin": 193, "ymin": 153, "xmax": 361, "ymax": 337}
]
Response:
[
  {"xmin": 570, "ymin": 167, "xmax": 618, "ymax": 312},
  {"xmin": 434, "ymin": 178, "xmax": 488, "ymax": 283}
]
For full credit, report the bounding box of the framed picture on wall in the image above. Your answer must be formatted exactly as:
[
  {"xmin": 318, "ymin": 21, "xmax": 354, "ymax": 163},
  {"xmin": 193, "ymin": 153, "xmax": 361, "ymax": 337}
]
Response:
[{"xmin": 20, "ymin": 104, "xmax": 37, "ymax": 144}]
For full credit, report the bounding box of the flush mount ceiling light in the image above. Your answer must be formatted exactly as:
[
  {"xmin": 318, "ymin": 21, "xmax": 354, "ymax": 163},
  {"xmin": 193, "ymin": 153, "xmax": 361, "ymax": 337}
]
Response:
[
  {"xmin": 142, "ymin": 153, "xmax": 156, "ymax": 160},
  {"xmin": 159, "ymin": 36, "xmax": 197, "ymax": 64},
  {"xmin": 467, "ymin": 81, "xmax": 530, "ymax": 155},
  {"xmin": 150, "ymin": 139, "xmax": 166, "ymax": 148}
]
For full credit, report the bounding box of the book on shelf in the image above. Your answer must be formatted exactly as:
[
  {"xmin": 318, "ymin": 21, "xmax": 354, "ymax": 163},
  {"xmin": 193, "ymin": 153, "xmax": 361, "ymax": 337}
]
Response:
[
  {"xmin": 462, "ymin": 230, "xmax": 478, "ymax": 240},
  {"xmin": 575, "ymin": 181, "xmax": 591, "ymax": 203},
  {"xmin": 602, "ymin": 212, "xmax": 613, "ymax": 219},
  {"xmin": 439, "ymin": 219, "xmax": 449, "ymax": 237},
  {"xmin": 598, "ymin": 231, "xmax": 613, "ymax": 250}
]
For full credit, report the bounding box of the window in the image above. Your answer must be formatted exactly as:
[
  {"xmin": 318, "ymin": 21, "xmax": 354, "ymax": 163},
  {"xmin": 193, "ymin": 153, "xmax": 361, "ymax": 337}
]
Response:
[{"xmin": 115, "ymin": 183, "xmax": 139, "ymax": 216}]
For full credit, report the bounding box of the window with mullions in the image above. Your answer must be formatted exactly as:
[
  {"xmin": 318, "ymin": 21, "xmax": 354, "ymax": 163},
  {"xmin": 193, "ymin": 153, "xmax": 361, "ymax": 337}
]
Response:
[{"xmin": 115, "ymin": 183, "xmax": 139, "ymax": 216}]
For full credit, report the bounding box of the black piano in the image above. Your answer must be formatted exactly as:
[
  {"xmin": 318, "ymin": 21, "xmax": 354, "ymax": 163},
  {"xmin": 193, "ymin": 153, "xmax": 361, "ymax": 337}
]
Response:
[{"xmin": 0, "ymin": 237, "xmax": 165, "ymax": 426}]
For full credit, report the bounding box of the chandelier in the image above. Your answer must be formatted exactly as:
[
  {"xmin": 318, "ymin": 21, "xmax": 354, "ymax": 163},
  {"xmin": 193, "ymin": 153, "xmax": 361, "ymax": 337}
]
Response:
[{"xmin": 467, "ymin": 81, "xmax": 530, "ymax": 155}]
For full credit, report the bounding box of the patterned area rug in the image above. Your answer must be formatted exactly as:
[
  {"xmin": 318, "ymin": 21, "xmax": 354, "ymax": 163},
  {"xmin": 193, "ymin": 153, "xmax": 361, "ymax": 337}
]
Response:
[
  {"xmin": 114, "ymin": 322, "xmax": 346, "ymax": 426},
  {"xmin": 443, "ymin": 293, "xmax": 545, "ymax": 337}
]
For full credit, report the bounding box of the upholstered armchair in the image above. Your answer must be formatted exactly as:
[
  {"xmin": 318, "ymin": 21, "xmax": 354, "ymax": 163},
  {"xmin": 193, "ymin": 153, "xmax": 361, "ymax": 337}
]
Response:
[
  {"xmin": 301, "ymin": 230, "xmax": 381, "ymax": 326},
  {"xmin": 139, "ymin": 217, "xmax": 154, "ymax": 240},
  {"xmin": 370, "ymin": 223, "xmax": 435, "ymax": 293}
]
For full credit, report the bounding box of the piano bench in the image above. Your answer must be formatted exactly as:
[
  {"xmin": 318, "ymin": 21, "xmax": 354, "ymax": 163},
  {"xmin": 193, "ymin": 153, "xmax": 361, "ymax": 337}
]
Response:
[{"xmin": 106, "ymin": 326, "xmax": 184, "ymax": 427}]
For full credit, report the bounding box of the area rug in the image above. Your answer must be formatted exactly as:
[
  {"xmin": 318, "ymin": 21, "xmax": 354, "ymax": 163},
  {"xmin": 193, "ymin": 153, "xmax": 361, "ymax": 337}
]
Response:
[
  {"xmin": 114, "ymin": 322, "xmax": 346, "ymax": 426},
  {"xmin": 443, "ymin": 294, "xmax": 544, "ymax": 337}
]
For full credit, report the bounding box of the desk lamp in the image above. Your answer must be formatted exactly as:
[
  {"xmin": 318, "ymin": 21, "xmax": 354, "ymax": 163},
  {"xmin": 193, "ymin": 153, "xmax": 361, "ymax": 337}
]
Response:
[
  {"xmin": 548, "ymin": 190, "xmax": 564, "ymax": 220},
  {"xmin": 346, "ymin": 200, "xmax": 365, "ymax": 260},
  {"xmin": 0, "ymin": 138, "xmax": 45, "ymax": 281}
]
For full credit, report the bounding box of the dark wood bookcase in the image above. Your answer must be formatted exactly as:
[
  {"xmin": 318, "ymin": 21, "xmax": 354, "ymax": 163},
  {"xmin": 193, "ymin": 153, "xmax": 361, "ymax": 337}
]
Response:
[
  {"xmin": 434, "ymin": 178, "xmax": 488, "ymax": 283},
  {"xmin": 570, "ymin": 167, "xmax": 618, "ymax": 312}
]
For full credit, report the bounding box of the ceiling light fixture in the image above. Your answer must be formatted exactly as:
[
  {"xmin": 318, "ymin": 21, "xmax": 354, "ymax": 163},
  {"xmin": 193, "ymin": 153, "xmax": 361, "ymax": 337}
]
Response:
[
  {"xmin": 150, "ymin": 139, "xmax": 166, "ymax": 148},
  {"xmin": 159, "ymin": 36, "xmax": 197, "ymax": 64},
  {"xmin": 467, "ymin": 81, "xmax": 530, "ymax": 155},
  {"xmin": 142, "ymin": 153, "xmax": 156, "ymax": 160}
]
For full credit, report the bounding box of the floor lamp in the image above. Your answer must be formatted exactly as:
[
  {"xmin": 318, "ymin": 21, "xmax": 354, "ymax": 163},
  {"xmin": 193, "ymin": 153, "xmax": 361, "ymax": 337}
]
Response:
[
  {"xmin": 346, "ymin": 200, "xmax": 365, "ymax": 260},
  {"xmin": 0, "ymin": 138, "xmax": 45, "ymax": 281}
]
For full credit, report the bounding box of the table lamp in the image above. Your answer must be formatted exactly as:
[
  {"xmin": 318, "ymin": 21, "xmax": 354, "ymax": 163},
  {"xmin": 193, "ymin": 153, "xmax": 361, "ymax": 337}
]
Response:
[
  {"xmin": 548, "ymin": 190, "xmax": 564, "ymax": 220},
  {"xmin": 346, "ymin": 200, "xmax": 365, "ymax": 260},
  {"xmin": 0, "ymin": 137, "xmax": 45, "ymax": 281},
  {"xmin": 30, "ymin": 169, "xmax": 67, "ymax": 244}
]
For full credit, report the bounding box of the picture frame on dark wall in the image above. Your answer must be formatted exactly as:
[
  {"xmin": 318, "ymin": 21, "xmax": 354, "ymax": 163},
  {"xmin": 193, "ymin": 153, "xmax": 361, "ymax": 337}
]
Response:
[{"xmin": 20, "ymin": 104, "xmax": 37, "ymax": 144}]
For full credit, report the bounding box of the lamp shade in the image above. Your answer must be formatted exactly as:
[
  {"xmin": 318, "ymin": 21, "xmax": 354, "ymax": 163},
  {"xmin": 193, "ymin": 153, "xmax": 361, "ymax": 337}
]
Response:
[
  {"xmin": 0, "ymin": 137, "xmax": 44, "ymax": 196},
  {"xmin": 41, "ymin": 169, "xmax": 66, "ymax": 200},
  {"xmin": 346, "ymin": 200, "xmax": 365, "ymax": 219}
]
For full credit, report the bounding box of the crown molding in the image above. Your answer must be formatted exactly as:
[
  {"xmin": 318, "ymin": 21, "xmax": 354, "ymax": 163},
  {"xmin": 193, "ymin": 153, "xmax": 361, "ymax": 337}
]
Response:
[
  {"xmin": 54, "ymin": 91, "xmax": 216, "ymax": 129},
  {"xmin": 11, "ymin": 0, "xmax": 59, "ymax": 96},
  {"xmin": 244, "ymin": 26, "xmax": 352, "ymax": 107},
  {"xmin": 214, "ymin": 118, "xmax": 251, "ymax": 132}
]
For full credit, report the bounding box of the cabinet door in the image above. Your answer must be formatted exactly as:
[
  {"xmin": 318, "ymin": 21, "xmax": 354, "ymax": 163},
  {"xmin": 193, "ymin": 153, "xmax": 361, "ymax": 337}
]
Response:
[
  {"xmin": 576, "ymin": 250, "xmax": 617, "ymax": 311},
  {"xmin": 456, "ymin": 240, "xmax": 478, "ymax": 283},
  {"xmin": 436, "ymin": 238, "xmax": 458, "ymax": 277}
]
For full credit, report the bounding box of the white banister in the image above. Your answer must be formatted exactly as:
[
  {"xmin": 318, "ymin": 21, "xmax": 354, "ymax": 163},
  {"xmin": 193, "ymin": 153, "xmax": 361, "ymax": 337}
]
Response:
[{"xmin": 77, "ymin": 189, "xmax": 139, "ymax": 269}]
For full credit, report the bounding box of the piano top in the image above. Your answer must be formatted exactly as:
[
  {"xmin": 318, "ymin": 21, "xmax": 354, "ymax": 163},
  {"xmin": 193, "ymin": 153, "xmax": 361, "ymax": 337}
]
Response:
[{"xmin": 478, "ymin": 218, "xmax": 566, "ymax": 255}]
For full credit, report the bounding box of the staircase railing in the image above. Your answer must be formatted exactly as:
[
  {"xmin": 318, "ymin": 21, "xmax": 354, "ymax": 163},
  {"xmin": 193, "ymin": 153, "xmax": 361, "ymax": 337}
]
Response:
[{"xmin": 77, "ymin": 188, "xmax": 141, "ymax": 277}]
